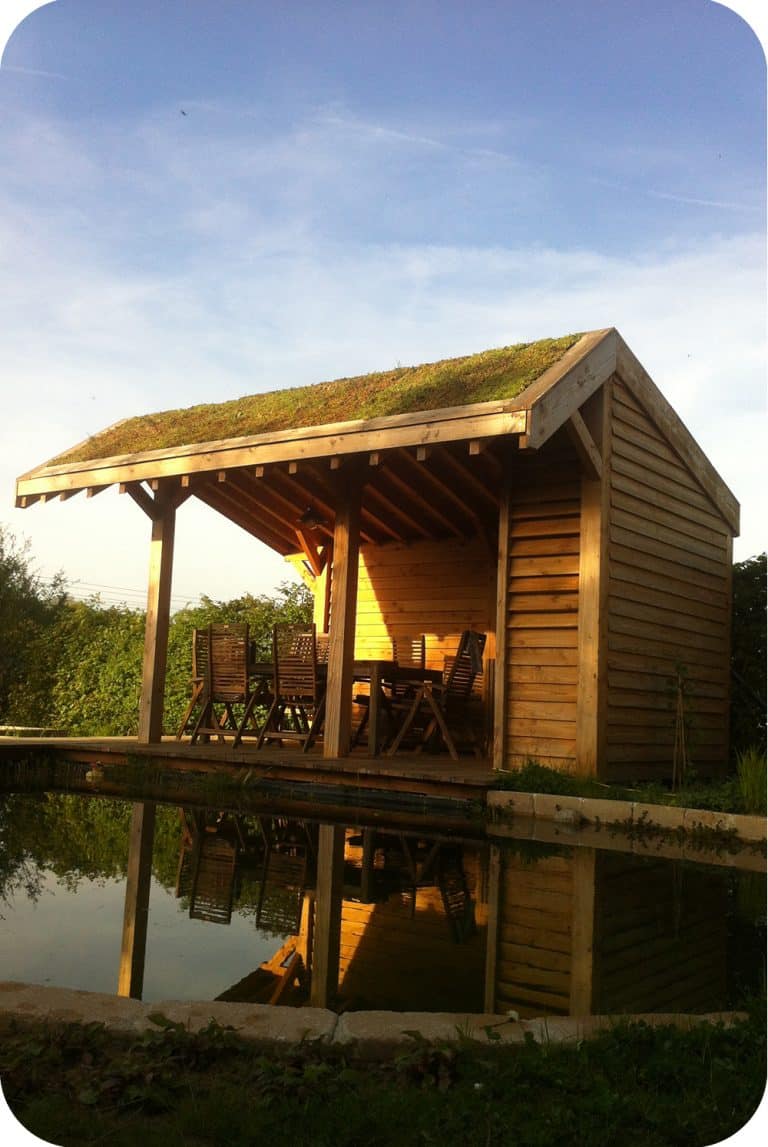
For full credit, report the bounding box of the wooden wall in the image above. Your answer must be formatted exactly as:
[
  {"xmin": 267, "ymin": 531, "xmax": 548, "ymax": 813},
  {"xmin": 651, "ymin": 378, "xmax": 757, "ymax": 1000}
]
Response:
[
  {"xmin": 604, "ymin": 379, "xmax": 732, "ymax": 780},
  {"xmin": 502, "ymin": 434, "xmax": 582, "ymax": 769},
  {"xmin": 352, "ymin": 537, "xmax": 494, "ymax": 669}
]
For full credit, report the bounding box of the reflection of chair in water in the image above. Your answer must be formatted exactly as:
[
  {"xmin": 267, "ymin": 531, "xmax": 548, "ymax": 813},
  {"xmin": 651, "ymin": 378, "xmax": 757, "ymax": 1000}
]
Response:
[
  {"xmin": 175, "ymin": 809, "xmax": 240, "ymax": 925},
  {"xmin": 381, "ymin": 834, "xmax": 476, "ymax": 942},
  {"xmin": 256, "ymin": 817, "xmax": 312, "ymax": 935},
  {"xmin": 257, "ymin": 624, "xmax": 326, "ymax": 752},
  {"xmin": 189, "ymin": 834, "xmax": 238, "ymax": 924},
  {"xmin": 387, "ymin": 630, "xmax": 486, "ymax": 760}
]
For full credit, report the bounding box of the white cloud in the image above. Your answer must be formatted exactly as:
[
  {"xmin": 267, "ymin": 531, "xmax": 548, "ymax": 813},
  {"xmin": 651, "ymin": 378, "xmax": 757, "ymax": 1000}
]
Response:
[{"xmin": 1, "ymin": 102, "xmax": 764, "ymax": 605}]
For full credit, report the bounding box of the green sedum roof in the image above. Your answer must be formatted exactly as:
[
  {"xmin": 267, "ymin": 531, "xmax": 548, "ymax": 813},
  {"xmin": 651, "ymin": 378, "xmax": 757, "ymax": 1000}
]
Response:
[{"xmin": 51, "ymin": 333, "xmax": 583, "ymax": 466}]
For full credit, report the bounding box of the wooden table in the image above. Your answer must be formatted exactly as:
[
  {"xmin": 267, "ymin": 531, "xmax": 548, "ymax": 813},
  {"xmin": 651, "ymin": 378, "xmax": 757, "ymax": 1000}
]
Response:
[
  {"xmin": 249, "ymin": 658, "xmax": 441, "ymax": 757},
  {"xmin": 353, "ymin": 661, "xmax": 442, "ymax": 756}
]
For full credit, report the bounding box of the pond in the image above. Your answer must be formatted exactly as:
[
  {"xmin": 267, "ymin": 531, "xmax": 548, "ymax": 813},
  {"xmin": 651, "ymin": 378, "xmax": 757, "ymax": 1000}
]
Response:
[{"xmin": 1, "ymin": 764, "xmax": 764, "ymax": 1016}]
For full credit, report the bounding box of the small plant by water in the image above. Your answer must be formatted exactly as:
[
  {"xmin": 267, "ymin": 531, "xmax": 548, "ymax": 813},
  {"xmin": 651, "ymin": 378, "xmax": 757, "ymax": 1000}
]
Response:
[
  {"xmin": 736, "ymin": 747, "xmax": 767, "ymax": 815},
  {"xmin": 493, "ymin": 758, "xmax": 767, "ymax": 816}
]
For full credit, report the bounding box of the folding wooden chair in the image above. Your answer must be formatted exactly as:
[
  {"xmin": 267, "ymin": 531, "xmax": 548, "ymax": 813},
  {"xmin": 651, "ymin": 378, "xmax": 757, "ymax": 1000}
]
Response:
[
  {"xmin": 256, "ymin": 623, "xmax": 326, "ymax": 752},
  {"xmin": 352, "ymin": 634, "xmax": 426, "ymax": 749},
  {"xmin": 386, "ymin": 630, "xmax": 486, "ymax": 760},
  {"xmin": 189, "ymin": 623, "xmax": 253, "ymax": 743}
]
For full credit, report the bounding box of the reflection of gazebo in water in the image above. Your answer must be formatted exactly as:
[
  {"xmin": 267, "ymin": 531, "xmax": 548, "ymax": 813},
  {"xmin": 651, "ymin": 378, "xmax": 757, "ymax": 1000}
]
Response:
[
  {"xmin": 174, "ymin": 810, "xmax": 317, "ymax": 1005},
  {"xmin": 336, "ymin": 829, "xmax": 487, "ymax": 1012}
]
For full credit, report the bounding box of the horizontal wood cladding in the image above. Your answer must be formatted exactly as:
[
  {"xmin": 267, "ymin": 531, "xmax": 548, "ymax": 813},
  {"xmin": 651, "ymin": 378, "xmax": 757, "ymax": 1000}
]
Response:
[
  {"xmin": 493, "ymin": 853, "xmax": 573, "ymax": 1017},
  {"xmin": 352, "ymin": 538, "xmax": 493, "ymax": 667},
  {"xmin": 503, "ymin": 438, "xmax": 581, "ymax": 771},
  {"xmin": 605, "ymin": 381, "xmax": 731, "ymax": 779}
]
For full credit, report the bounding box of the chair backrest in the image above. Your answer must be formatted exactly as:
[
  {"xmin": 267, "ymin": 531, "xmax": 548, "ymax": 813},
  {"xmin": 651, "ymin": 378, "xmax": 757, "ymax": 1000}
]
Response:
[
  {"xmin": 191, "ymin": 627, "xmax": 210, "ymax": 681},
  {"xmin": 443, "ymin": 631, "xmax": 486, "ymax": 700},
  {"xmin": 316, "ymin": 633, "xmax": 330, "ymax": 664},
  {"xmin": 207, "ymin": 623, "xmax": 250, "ymax": 700},
  {"xmin": 273, "ymin": 623, "xmax": 319, "ymax": 699},
  {"xmin": 391, "ymin": 634, "xmax": 426, "ymax": 670}
]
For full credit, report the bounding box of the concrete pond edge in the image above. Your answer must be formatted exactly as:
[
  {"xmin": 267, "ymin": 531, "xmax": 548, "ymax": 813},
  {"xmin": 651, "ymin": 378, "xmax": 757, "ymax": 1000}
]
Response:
[
  {"xmin": 0, "ymin": 982, "xmax": 749, "ymax": 1058},
  {"xmin": 487, "ymin": 790, "xmax": 766, "ymax": 842}
]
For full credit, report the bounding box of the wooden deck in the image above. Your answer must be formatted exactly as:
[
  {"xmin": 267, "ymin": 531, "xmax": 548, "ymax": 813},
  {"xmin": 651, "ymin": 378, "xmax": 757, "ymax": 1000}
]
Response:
[{"xmin": 0, "ymin": 735, "xmax": 497, "ymax": 803}]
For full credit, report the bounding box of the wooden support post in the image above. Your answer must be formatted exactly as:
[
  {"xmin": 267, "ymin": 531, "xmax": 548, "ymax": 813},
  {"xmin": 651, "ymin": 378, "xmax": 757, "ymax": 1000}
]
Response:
[
  {"xmin": 309, "ymin": 824, "xmax": 345, "ymax": 1008},
  {"xmin": 138, "ymin": 489, "xmax": 176, "ymax": 744},
  {"xmin": 483, "ymin": 845, "xmax": 502, "ymax": 1013},
  {"xmin": 492, "ymin": 467, "xmax": 512, "ymax": 770},
  {"xmin": 575, "ymin": 386, "xmax": 610, "ymax": 777},
  {"xmin": 117, "ymin": 802, "xmax": 156, "ymax": 999},
  {"xmin": 324, "ymin": 484, "xmax": 361, "ymax": 757}
]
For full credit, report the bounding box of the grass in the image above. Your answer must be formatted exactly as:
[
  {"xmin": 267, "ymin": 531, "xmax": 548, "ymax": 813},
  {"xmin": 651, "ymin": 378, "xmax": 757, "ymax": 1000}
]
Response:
[
  {"xmin": 1, "ymin": 1008, "xmax": 764, "ymax": 1147},
  {"xmin": 492, "ymin": 759, "xmax": 768, "ymax": 816},
  {"xmin": 47, "ymin": 333, "xmax": 583, "ymax": 465}
]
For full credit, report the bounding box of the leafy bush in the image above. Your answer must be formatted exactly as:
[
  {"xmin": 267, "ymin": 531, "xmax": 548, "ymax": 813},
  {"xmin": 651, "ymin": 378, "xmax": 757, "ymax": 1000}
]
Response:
[{"xmin": 731, "ymin": 553, "xmax": 766, "ymax": 755}]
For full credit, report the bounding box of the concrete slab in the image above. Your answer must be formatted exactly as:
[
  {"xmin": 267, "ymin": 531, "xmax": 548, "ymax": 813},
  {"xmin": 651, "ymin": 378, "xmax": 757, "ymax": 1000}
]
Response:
[
  {"xmin": 0, "ymin": 982, "xmax": 149, "ymax": 1034},
  {"xmin": 728, "ymin": 814, "xmax": 766, "ymax": 842},
  {"xmin": 682, "ymin": 808, "xmax": 736, "ymax": 834},
  {"xmin": 532, "ymin": 793, "xmax": 586, "ymax": 823},
  {"xmin": 149, "ymin": 999, "xmax": 337, "ymax": 1043},
  {"xmin": 631, "ymin": 802, "xmax": 686, "ymax": 831},
  {"xmin": 334, "ymin": 1010, "xmax": 527, "ymax": 1055},
  {"xmin": 487, "ymin": 791, "xmax": 535, "ymax": 818}
]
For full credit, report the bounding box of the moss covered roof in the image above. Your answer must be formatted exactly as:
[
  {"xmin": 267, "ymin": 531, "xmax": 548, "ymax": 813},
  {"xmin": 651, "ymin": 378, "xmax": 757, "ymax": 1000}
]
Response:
[{"xmin": 51, "ymin": 333, "xmax": 583, "ymax": 466}]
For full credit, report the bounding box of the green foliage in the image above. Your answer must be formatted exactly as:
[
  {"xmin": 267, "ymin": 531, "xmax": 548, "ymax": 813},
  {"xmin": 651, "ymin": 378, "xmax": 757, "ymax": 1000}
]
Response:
[
  {"xmin": 1, "ymin": 1011, "xmax": 764, "ymax": 1147},
  {"xmin": 0, "ymin": 519, "xmax": 311, "ymax": 736},
  {"xmin": 44, "ymin": 600, "xmax": 146, "ymax": 735},
  {"xmin": 493, "ymin": 758, "xmax": 764, "ymax": 816},
  {"xmin": 731, "ymin": 552, "xmax": 767, "ymax": 755},
  {"xmin": 0, "ymin": 525, "xmax": 67, "ymax": 724}
]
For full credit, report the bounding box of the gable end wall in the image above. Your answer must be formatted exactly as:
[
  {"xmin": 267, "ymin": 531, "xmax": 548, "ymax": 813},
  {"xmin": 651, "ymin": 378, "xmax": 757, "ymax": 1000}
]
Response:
[{"xmin": 603, "ymin": 379, "xmax": 732, "ymax": 781}]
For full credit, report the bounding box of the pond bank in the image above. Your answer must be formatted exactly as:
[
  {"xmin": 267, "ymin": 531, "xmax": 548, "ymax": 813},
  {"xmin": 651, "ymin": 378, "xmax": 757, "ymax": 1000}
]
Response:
[
  {"xmin": 0, "ymin": 981, "xmax": 748, "ymax": 1057},
  {"xmin": 487, "ymin": 789, "xmax": 766, "ymax": 843}
]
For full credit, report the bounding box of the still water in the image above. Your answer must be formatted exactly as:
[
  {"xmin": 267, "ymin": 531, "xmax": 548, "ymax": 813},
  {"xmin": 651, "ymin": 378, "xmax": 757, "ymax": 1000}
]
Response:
[{"xmin": 1, "ymin": 776, "xmax": 764, "ymax": 1016}]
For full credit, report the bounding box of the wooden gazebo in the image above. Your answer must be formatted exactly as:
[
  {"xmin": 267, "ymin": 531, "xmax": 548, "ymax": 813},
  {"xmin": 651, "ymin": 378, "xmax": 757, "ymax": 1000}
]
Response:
[{"xmin": 15, "ymin": 327, "xmax": 739, "ymax": 780}]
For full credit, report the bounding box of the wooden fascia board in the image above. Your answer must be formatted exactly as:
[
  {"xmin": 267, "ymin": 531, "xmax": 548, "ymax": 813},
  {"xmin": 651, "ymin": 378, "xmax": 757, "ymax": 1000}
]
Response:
[
  {"xmin": 521, "ymin": 328, "xmax": 618, "ymax": 450},
  {"xmin": 614, "ymin": 335, "xmax": 740, "ymax": 535},
  {"xmin": 16, "ymin": 404, "xmax": 528, "ymax": 502}
]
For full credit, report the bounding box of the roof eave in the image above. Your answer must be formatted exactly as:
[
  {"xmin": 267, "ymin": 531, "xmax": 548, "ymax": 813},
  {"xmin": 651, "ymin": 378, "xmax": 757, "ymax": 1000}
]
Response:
[{"xmin": 15, "ymin": 397, "xmax": 529, "ymax": 503}]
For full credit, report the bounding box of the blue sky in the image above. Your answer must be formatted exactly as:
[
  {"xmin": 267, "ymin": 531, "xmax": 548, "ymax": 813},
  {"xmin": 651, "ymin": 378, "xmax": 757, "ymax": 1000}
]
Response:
[{"xmin": 0, "ymin": 0, "xmax": 764, "ymax": 609}]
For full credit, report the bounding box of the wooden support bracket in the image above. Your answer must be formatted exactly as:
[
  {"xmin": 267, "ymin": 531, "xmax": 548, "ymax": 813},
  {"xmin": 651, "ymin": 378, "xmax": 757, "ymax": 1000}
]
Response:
[
  {"xmin": 567, "ymin": 409, "xmax": 603, "ymax": 480},
  {"xmin": 295, "ymin": 528, "xmax": 327, "ymax": 577}
]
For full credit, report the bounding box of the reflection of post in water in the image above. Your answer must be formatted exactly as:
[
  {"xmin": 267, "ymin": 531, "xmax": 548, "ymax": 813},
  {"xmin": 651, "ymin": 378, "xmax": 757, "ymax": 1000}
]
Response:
[
  {"xmin": 117, "ymin": 801, "xmax": 156, "ymax": 999},
  {"xmin": 309, "ymin": 824, "xmax": 345, "ymax": 1008}
]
